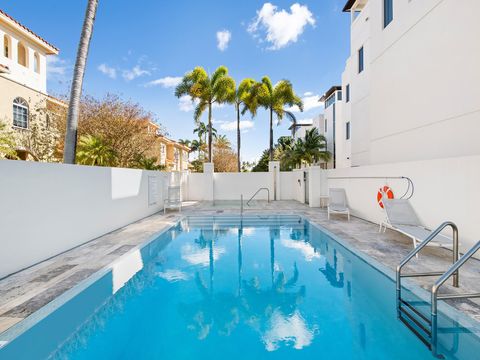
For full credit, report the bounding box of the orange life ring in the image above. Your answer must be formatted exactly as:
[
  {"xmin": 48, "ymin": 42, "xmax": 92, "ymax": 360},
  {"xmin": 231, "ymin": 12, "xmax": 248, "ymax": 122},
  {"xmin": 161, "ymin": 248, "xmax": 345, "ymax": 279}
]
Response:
[{"xmin": 377, "ymin": 186, "xmax": 394, "ymax": 209}]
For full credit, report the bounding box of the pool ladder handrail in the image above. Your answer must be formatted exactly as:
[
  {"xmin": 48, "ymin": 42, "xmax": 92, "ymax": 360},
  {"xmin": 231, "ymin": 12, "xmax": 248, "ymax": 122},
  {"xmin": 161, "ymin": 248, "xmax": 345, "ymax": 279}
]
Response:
[
  {"xmin": 246, "ymin": 187, "xmax": 270, "ymax": 206},
  {"xmin": 396, "ymin": 221, "xmax": 480, "ymax": 358},
  {"xmin": 431, "ymin": 239, "xmax": 480, "ymax": 357}
]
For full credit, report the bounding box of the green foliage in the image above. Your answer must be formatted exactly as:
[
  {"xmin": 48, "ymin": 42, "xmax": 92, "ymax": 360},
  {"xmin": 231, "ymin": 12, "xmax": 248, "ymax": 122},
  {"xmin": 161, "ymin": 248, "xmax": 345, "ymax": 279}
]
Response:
[
  {"xmin": 175, "ymin": 66, "xmax": 235, "ymax": 161},
  {"xmin": 253, "ymin": 130, "xmax": 331, "ymax": 172},
  {"xmin": 134, "ymin": 156, "xmax": 165, "ymax": 171},
  {"xmin": 0, "ymin": 121, "xmax": 18, "ymax": 159},
  {"xmin": 76, "ymin": 134, "xmax": 117, "ymax": 167},
  {"xmin": 254, "ymin": 77, "xmax": 303, "ymax": 160},
  {"xmin": 190, "ymin": 159, "xmax": 204, "ymax": 173}
]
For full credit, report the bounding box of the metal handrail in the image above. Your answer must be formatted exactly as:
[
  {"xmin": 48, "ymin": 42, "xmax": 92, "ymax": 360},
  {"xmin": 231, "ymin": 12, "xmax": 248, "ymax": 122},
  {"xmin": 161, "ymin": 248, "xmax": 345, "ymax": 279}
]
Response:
[
  {"xmin": 240, "ymin": 194, "xmax": 243, "ymax": 216},
  {"xmin": 396, "ymin": 222, "xmax": 459, "ymax": 318},
  {"xmin": 246, "ymin": 187, "xmax": 270, "ymax": 206},
  {"xmin": 431, "ymin": 240, "xmax": 480, "ymax": 357}
]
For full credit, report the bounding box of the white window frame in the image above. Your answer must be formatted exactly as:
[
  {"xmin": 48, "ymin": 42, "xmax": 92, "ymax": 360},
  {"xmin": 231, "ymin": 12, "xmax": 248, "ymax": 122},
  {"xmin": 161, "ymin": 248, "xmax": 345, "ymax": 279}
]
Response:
[{"xmin": 13, "ymin": 97, "xmax": 29, "ymax": 129}]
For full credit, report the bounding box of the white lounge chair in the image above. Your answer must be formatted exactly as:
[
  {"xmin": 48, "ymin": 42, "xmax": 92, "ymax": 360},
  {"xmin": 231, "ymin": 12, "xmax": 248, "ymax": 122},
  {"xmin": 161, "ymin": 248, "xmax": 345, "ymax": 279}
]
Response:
[
  {"xmin": 328, "ymin": 188, "xmax": 350, "ymax": 221},
  {"xmin": 380, "ymin": 198, "xmax": 453, "ymax": 250},
  {"xmin": 164, "ymin": 186, "xmax": 182, "ymax": 214}
]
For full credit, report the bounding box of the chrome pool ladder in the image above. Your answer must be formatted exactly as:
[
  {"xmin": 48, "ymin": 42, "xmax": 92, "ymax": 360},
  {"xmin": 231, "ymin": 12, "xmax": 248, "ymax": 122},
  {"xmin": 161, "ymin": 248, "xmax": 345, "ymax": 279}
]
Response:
[
  {"xmin": 396, "ymin": 221, "xmax": 480, "ymax": 358},
  {"xmin": 246, "ymin": 187, "xmax": 270, "ymax": 206}
]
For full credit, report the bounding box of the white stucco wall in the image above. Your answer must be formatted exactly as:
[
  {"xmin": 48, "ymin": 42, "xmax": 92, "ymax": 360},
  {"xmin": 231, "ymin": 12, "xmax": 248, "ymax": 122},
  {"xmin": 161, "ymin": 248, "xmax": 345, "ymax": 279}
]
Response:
[
  {"xmin": 0, "ymin": 26, "xmax": 48, "ymax": 93},
  {"xmin": 0, "ymin": 160, "xmax": 168, "ymax": 278},
  {"xmin": 341, "ymin": 0, "xmax": 480, "ymax": 167},
  {"xmin": 326, "ymin": 155, "xmax": 480, "ymax": 253}
]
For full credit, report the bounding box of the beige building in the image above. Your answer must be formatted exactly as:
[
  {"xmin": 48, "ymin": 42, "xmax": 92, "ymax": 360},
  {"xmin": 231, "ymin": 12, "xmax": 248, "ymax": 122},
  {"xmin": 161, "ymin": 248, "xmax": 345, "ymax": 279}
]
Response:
[
  {"xmin": 0, "ymin": 9, "xmax": 66, "ymax": 159},
  {"xmin": 145, "ymin": 122, "xmax": 190, "ymax": 171}
]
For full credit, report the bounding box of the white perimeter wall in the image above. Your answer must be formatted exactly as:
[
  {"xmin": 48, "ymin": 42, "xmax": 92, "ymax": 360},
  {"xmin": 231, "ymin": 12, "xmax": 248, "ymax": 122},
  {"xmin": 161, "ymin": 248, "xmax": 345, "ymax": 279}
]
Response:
[
  {"xmin": 0, "ymin": 160, "xmax": 168, "ymax": 278},
  {"xmin": 326, "ymin": 155, "xmax": 480, "ymax": 253}
]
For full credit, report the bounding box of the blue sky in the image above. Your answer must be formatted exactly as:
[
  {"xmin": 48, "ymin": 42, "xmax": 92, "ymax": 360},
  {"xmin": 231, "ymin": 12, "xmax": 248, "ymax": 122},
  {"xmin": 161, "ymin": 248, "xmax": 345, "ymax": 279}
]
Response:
[{"xmin": 4, "ymin": 0, "xmax": 350, "ymax": 163}]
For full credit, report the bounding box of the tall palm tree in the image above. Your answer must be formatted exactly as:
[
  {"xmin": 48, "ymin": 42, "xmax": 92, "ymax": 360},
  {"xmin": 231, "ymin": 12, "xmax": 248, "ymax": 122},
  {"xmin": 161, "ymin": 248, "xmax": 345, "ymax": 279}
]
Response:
[
  {"xmin": 76, "ymin": 135, "xmax": 117, "ymax": 166},
  {"xmin": 63, "ymin": 0, "xmax": 99, "ymax": 164},
  {"xmin": 302, "ymin": 127, "xmax": 331, "ymax": 164},
  {"xmin": 189, "ymin": 139, "xmax": 204, "ymax": 159},
  {"xmin": 178, "ymin": 139, "xmax": 191, "ymax": 147},
  {"xmin": 256, "ymin": 77, "xmax": 303, "ymax": 160},
  {"xmin": 175, "ymin": 66, "xmax": 235, "ymax": 162},
  {"xmin": 231, "ymin": 78, "xmax": 258, "ymax": 172}
]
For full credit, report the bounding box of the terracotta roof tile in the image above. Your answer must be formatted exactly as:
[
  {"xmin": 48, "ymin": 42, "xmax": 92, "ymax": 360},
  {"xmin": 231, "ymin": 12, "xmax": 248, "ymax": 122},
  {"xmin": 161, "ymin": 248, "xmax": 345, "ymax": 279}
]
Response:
[{"xmin": 0, "ymin": 9, "xmax": 59, "ymax": 53}]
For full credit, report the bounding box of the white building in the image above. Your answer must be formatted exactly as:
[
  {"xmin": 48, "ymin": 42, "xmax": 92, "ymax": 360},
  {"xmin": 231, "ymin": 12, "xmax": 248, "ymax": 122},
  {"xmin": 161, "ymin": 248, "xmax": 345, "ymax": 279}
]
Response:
[
  {"xmin": 319, "ymin": 86, "xmax": 350, "ymax": 169},
  {"xmin": 340, "ymin": 0, "xmax": 480, "ymax": 166}
]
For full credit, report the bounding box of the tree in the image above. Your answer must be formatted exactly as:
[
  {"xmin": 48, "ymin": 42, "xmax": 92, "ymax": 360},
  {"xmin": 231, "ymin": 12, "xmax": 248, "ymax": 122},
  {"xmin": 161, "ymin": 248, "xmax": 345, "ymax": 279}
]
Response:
[
  {"xmin": 282, "ymin": 128, "xmax": 331, "ymax": 169},
  {"xmin": 215, "ymin": 134, "xmax": 231, "ymax": 149},
  {"xmin": 57, "ymin": 94, "xmax": 163, "ymax": 168},
  {"xmin": 189, "ymin": 139, "xmax": 204, "ymax": 160},
  {"xmin": 63, "ymin": 0, "xmax": 99, "ymax": 164},
  {"xmin": 213, "ymin": 146, "xmax": 237, "ymax": 172},
  {"xmin": 76, "ymin": 134, "xmax": 117, "ymax": 166},
  {"xmin": 178, "ymin": 139, "xmax": 191, "ymax": 147},
  {"xmin": 0, "ymin": 121, "xmax": 18, "ymax": 159},
  {"xmin": 134, "ymin": 156, "xmax": 165, "ymax": 170},
  {"xmin": 231, "ymin": 78, "xmax": 258, "ymax": 172},
  {"xmin": 255, "ymin": 77, "xmax": 303, "ymax": 160},
  {"xmin": 175, "ymin": 66, "xmax": 235, "ymax": 162},
  {"xmin": 193, "ymin": 122, "xmax": 217, "ymax": 149}
]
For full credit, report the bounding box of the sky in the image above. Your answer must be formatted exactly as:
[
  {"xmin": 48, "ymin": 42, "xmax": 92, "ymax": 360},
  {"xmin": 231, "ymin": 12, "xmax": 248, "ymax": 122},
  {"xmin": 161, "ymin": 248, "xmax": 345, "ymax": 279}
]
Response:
[{"xmin": 3, "ymin": 0, "xmax": 350, "ymax": 163}]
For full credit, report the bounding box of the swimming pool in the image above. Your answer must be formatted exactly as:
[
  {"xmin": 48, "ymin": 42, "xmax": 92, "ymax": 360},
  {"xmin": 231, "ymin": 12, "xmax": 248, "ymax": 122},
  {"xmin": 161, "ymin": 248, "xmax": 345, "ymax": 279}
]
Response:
[{"xmin": 0, "ymin": 215, "xmax": 479, "ymax": 359}]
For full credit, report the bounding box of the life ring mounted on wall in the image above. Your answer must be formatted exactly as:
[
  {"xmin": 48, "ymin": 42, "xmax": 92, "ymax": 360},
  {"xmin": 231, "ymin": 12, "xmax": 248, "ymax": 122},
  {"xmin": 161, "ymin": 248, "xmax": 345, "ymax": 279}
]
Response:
[{"xmin": 377, "ymin": 186, "xmax": 394, "ymax": 209}]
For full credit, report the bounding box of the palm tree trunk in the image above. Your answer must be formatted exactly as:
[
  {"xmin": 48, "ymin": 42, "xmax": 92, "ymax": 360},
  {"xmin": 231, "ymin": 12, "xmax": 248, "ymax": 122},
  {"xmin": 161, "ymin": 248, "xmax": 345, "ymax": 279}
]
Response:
[
  {"xmin": 208, "ymin": 102, "xmax": 213, "ymax": 162},
  {"xmin": 269, "ymin": 107, "xmax": 274, "ymax": 161},
  {"xmin": 236, "ymin": 102, "xmax": 241, "ymax": 172},
  {"xmin": 63, "ymin": 0, "xmax": 98, "ymax": 164}
]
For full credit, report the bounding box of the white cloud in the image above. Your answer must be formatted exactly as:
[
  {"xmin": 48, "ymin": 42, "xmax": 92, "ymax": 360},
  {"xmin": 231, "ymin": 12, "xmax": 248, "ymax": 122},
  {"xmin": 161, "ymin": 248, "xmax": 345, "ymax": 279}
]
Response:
[
  {"xmin": 216, "ymin": 30, "xmax": 232, "ymax": 51},
  {"xmin": 303, "ymin": 91, "xmax": 313, "ymax": 96},
  {"xmin": 218, "ymin": 120, "xmax": 255, "ymax": 132},
  {"xmin": 97, "ymin": 63, "xmax": 117, "ymax": 79},
  {"xmin": 145, "ymin": 76, "xmax": 182, "ymax": 88},
  {"xmin": 47, "ymin": 56, "xmax": 68, "ymax": 77},
  {"xmin": 248, "ymin": 3, "xmax": 315, "ymax": 50},
  {"xmin": 122, "ymin": 65, "xmax": 150, "ymax": 81},
  {"xmin": 178, "ymin": 95, "xmax": 199, "ymax": 112},
  {"xmin": 287, "ymin": 93, "xmax": 323, "ymax": 113}
]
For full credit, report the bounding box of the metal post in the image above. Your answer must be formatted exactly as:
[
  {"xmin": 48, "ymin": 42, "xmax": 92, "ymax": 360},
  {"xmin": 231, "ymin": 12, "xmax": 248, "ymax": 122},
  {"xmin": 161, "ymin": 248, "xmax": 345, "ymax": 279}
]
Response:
[
  {"xmin": 396, "ymin": 265, "xmax": 401, "ymax": 318},
  {"xmin": 240, "ymin": 194, "xmax": 243, "ymax": 216},
  {"xmin": 452, "ymin": 225, "xmax": 459, "ymax": 287}
]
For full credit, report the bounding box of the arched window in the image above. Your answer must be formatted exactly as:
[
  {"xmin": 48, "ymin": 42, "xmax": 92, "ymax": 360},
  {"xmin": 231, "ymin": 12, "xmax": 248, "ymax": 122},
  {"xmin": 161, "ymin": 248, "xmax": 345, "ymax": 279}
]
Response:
[
  {"xmin": 34, "ymin": 52, "xmax": 40, "ymax": 73},
  {"xmin": 17, "ymin": 42, "xmax": 28, "ymax": 67},
  {"xmin": 13, "ymin": 97, "xmax": 29, "ymax": 128},
  {"xmin": 3, "ymin": 35, "xmax": 11, "ymax": 59}
]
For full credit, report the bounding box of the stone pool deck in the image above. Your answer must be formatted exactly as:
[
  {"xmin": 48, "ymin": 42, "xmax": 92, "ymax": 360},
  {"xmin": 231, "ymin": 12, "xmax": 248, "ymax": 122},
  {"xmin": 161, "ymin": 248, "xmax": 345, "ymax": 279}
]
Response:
[{"xmin": 0, "ymin": 200, "xmax": 479, "ymax": 335}]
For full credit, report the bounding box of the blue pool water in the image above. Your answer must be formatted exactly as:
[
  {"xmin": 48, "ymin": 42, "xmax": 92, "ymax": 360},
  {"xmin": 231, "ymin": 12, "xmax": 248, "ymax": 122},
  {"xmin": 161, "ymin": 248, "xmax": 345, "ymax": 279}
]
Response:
[{"xmin": 1, "ymin": 216, "xmax": 479, "ymax": 359}]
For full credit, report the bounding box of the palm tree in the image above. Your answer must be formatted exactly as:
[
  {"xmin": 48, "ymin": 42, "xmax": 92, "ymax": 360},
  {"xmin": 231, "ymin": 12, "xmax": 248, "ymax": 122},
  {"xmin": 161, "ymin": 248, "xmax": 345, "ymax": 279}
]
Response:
[
  {"xmin": 283, "ymin": 128, "xmax": 330, "ymax": 169},
  {"xmin": 302, "ymin": 128, "xmax": 330, "ymax": 164},
  {"xmin": 255, "ymin": 77, "xmax": 303, "ymax": 160},
  {"xmin": 189, "ymin": 139, "xmax": 204, "ymax": 159},
  {"xmin": 63, "ymin": 0, "xmax": 99, "ymax": 164},
  {"xmin": 231, "ymin": 78, "xmax": 258, "ymax": 172},
  {"xmin": 178, "ymin": 139, "xmax": 191, "ymax": 147},
  {"xmin": 215, "ymin": 134, "xmax": 231, "ymax": 149},
  {"xmin": 76, "ymin": 135, "xmax": 117, "ymax": 166},
  {"xmin": 175, "ymin": 66, "xmax": 235, "ymax": 162},
  {"xmin": 193, "ymin": 122, "xmax": 217, "ymax": 145}
]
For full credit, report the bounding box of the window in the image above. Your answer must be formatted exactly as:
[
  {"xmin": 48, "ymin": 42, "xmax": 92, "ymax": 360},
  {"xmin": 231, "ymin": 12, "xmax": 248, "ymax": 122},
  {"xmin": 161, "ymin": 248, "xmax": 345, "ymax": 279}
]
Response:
[
  {"xmin": 358, "ymin": 47, "xmax": 364, "ymax": 73},
  {"xmin": 17, "ymin": 42, "xmax": 28, "ymax": 67},
  {"xmin": 384, "ymin": 0, "xmax": 393, "ymax": 28},
  {"xmin": 34, "ymin": 52, "xmax": 40, "ymax": 73},
  {"xmin": 13, "ymin": 97, "xmax": 29, "ymax": 128},
  {"xmin": 325, "ymin": 94, "xmax": 336, "ymax": 108},
  {"xmin": 337, "ymin": 91, "xmax": 342, "ymax": 101},
  {"xmin": 324, "ymin": 119, "xmax": 327, "ymax": 132},
  {"xmin": 3, "ymin": 35, "xmax": 11, "ymax": 58},
  {"xmin": 346, "ymin": 122, "xmax": 351, "ymax": 140},
  {"xmin": 346, "ymin": 84, "xmax": 350, "ymax": 103}
]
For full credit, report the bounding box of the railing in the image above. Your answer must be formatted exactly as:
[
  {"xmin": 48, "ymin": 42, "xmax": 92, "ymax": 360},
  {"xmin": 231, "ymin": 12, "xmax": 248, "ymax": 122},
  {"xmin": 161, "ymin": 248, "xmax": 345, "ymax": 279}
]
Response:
[
  {"xmin": 397, "ymin": 222, "xmax": 460, "ymax": 314},
  {"xmin": 240, "ymin": 194, "xmax": 243, "ymax": 216},
  {"xmin": 246, "ymin": 188, "xmax": 270, "ymax": 206},
  {"xmin": 431, "ymin": 240, "xmax": 480, "ymax": 357}
]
